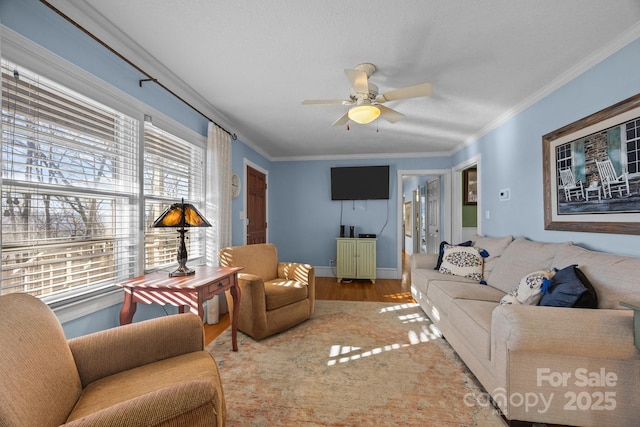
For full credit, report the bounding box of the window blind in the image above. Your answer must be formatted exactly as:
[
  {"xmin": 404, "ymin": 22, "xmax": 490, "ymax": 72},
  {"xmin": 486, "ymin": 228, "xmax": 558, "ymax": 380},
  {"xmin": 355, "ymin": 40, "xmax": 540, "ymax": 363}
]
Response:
[
  {"xmin": 1, "ymin": 60, "xmax": 139, "ymax": 298},
  {"xmin": 143, "ymin": 122, "xmax": 206, "ymax": 271}
]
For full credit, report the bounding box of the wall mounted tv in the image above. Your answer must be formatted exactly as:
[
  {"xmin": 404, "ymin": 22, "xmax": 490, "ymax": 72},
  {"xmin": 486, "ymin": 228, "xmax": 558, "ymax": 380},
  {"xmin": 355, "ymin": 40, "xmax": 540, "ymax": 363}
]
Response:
[{"xmin": 331, "ymin": 165, "xmax": 390, "ymax": 200}]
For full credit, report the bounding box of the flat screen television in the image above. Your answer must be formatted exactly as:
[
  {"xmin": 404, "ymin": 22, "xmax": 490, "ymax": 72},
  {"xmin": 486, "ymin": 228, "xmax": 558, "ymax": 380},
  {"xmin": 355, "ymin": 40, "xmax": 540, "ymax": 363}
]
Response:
[{"xmin": 331, "ymin": 165, "xmax": 390, "ymax": 200}]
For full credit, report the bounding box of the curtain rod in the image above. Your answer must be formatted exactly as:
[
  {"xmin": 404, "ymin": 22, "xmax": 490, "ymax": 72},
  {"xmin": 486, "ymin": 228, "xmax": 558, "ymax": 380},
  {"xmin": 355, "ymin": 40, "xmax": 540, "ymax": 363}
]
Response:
[{"xmin": 39, "ymin": 0, "xmax": 237, "ymax": 140}]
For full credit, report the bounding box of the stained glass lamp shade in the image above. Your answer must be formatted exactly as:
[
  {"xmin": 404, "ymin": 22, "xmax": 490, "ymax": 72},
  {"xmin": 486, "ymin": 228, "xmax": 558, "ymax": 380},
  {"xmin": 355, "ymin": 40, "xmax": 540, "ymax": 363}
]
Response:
[{"xmin": 152, "ymin": 198, "xmax": 211, "ymax": 277}]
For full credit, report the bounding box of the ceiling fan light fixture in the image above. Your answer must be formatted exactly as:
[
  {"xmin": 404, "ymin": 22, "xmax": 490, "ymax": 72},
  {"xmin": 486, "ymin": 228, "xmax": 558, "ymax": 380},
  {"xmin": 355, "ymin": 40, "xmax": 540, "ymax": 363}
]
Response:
[{"xmin": 348, "ymin": 104, "xmax": 380, "ymax": 124}]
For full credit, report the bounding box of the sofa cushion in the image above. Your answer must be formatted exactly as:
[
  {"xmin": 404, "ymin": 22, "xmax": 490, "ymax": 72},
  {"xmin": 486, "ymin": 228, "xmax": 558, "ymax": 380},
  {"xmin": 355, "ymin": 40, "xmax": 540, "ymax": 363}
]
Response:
[
  {"xmin": 472, "ymin": 235, "xmax": 513, "ymax": 283},
  {"xmin": 487, "ymin": 238, "xmax": 572, "ymax": 294},
  {"xmin": 539, "ymin": 265, "xmax": 598, "ymax": 308},
  {"xmin": 439, "ymin": 245, "xmax": 486, "ymax": 282},
  {"xmin": 264, "ymin": 278, "xmax": 309, "ymax": 311},
  {"xmin": 427, "ymin": 280, "xmax": 505, "ymax": 319},
  {"xmin": 449, "ymin": 299, "xmax": 496, "ymax": 361},
  {"xmin": 412, "ymin": 267, "xmax": 479, "ymax": 302},
  {"xmin": 434, "ymin": 240, "xmax": 473, "ymax": 270},
  {"xmin": 552, "ymin": 244, "xmax": 640, "ymax": 309},
  {"xmin": 67, "ymin": 351, "xmax": 221, "ymax": 422},
  {"xmin": 220, "ymin": 243, "xmax": 278, "ymax": 281},
  {"xmin": 500, "ymin": 269, "xmax": 555, "ymax": 306}
]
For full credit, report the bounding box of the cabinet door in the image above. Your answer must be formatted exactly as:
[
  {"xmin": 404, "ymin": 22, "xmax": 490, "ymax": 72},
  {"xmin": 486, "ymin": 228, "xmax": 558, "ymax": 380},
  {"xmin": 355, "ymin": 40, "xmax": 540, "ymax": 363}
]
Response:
[
  {"xmin": 356, "ymin": 239, "xmax": 376, "ymax": 281},
  {"xmin": 337, "ymin": 239, "xmax": 357, "ymax": 280}
]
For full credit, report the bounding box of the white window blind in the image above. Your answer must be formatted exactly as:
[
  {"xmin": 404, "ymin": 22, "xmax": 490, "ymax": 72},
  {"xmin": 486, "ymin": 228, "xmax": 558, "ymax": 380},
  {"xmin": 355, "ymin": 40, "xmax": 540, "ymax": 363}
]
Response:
[
  {"xmin": 1, "ymin": 60, "xmax": 139, "ymax": 299},
  {"xmin": 144, "ymin": 122, "xmax": 206, "ymax": 271}
]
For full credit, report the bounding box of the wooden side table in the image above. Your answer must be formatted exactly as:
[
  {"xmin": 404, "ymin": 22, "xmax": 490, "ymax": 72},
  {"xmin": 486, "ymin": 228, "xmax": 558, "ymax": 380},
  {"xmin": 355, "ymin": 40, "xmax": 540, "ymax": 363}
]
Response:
[{"xmin": 117, "ymin": 266, "xmax": 242, "ymax": 351}]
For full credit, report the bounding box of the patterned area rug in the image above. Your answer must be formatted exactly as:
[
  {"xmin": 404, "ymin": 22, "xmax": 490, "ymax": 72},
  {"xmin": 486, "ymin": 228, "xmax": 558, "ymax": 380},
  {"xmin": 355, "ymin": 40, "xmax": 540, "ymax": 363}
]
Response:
[{"xmin": 207, "ymin": 300, "xmax": 506, "ymax": 426}]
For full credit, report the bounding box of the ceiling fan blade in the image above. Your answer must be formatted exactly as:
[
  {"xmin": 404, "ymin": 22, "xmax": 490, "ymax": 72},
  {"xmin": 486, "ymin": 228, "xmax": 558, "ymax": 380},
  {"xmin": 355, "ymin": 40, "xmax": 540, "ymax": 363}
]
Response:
[
  {"xmin": 377, "ymin": 105, "xmax": 404, "ymax": 123},
  {"xmin": 332, "ymin": 112, "xmax": 350, "ymax": 126},
  {"xmin": 344, "ymin": 69, "xmax": 369, "ymax": 94},
  {"xmin": 302, "ymin": 99, "xmax": 349, "ymax": 105},
  {"xmin": 377, "ymin": 82, "xmax": 432, "ymax": 103}
]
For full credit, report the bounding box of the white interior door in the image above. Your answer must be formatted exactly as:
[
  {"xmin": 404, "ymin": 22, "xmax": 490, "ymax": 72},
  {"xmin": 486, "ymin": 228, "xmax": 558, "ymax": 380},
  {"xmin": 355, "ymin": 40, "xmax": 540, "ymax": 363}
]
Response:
[
  {"xmin": 412, "ymin": 189, "xmax": 420, "ymax": 254},
  {"xmin": 427, "ymin": 177, "xmax": 441, "ymax": 254}
]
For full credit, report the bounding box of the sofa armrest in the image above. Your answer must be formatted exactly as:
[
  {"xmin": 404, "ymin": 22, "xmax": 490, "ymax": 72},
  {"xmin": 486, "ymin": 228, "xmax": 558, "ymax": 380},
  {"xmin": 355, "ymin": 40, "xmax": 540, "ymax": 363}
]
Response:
[
  {"xmin": 68, "ymin": 313, "xmax": 204, "ymax": 387},
  {"xmin": 492, "ymin": 305, "xmax": 637, "ymax": 358},
  {"xmin": 63, "ymin": 380, "xmax": 221, "ymax": 427},
  {"xmin": 411, "ymin": 253, "xmax": 438, "ymax": 271}
]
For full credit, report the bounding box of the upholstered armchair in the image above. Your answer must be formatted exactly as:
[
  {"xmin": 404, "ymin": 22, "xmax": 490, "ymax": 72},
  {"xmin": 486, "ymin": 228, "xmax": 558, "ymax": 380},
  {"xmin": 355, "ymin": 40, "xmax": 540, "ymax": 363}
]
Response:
[
  {"xmin": 219, "ymin": 243, "xmax": 315, "ymax": 340},
  {"xmin": 0, "ymin": 293, "xmax": 226, "ymax": 427}
]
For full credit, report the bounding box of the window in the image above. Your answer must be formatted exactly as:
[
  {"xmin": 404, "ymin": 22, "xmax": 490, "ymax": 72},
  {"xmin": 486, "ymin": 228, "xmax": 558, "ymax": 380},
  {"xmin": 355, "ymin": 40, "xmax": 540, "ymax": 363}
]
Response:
[
  {"xmin": 1, "ymin": 60, "xmax": 139, "ymax": 299},
  {"xmin": 625, "ymin": 118, "xmax": 640, "ymax": 175},
  {"xmin": 556, "ymin": 142, "xmax": 573, "ymax": 173},
  {"xmin": 143, "ymin": 122, "xmax": 206, "ymax": 271}
]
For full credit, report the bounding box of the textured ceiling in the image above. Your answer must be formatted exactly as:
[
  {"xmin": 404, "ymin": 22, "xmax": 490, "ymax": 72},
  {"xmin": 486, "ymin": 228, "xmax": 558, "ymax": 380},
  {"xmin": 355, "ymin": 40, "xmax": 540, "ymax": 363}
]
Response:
[{"xmin": 50, "ymin": 1, "xmax": 640, "ymax": 160}]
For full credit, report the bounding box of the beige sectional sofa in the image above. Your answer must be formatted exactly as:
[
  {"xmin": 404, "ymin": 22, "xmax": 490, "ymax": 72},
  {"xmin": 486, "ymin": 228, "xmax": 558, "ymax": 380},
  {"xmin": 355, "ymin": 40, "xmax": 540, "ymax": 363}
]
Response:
[{"xmin": 411, "ymin": 235, "xmax": 640, "ymax": 427}]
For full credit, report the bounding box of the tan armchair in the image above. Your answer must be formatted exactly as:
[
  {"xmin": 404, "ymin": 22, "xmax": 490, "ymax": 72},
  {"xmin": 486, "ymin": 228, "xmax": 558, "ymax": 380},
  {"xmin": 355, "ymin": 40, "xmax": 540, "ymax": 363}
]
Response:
[
  {"xmin": 0, "ymin": 293, "xmax": 226, "ymax": 427},
  {"xmin": 219, "ymin": 243, "xmax": 315, "ymax": 340}
]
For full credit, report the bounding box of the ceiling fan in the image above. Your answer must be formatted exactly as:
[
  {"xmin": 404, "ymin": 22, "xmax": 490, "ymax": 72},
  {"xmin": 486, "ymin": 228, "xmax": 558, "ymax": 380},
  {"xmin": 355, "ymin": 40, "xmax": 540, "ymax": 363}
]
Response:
[{"xmin": 302, "ymin": 63, "xmax": 432, "ymax": 126}]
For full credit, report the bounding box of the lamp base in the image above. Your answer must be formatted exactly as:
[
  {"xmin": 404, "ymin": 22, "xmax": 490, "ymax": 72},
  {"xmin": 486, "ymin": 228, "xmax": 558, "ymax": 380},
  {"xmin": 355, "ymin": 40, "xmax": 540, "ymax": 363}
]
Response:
[{"xmin": 169, "ymin": 265, "xmax": 196, "ymax": 277}]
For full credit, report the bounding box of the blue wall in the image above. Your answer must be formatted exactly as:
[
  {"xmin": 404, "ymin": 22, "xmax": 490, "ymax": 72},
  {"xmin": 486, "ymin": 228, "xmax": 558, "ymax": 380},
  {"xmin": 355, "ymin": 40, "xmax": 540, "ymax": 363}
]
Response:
[
  {"xmin": 452, "ymin": 37, "xmax": 640, "ymax": 257},
  {"xmin": 267, "ymin": 156, "xmax": 450, "ymax": 272},
  {"xmin": 3, "ymin": 0, "xmax": 640, "ymax": 339}
]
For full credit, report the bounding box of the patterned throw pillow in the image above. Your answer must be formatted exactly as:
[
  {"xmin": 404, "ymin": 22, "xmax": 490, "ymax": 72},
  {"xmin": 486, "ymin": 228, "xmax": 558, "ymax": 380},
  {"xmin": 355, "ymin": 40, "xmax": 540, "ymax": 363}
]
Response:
[
  {"xmin": 500, "ymin": 269, "xmax": 556, "ymax": 305},
  {"xmin": 438, "ymin": 245, "xmax": 485, "ymax": 282},
  {"xmin": 434, "ymin": 240, "xmax": 473, "ymax": 270}
]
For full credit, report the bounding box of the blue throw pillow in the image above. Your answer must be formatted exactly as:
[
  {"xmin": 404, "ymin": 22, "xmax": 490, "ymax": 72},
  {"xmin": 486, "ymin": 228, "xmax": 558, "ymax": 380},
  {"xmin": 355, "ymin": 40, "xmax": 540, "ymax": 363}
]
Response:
[
  {"xmin": 538, "ymin": 265, "xmax": 598, "ymax": 308},
  {"xmin": 434, "ymin": 240, "xmax": 472, "ymax": 270}
]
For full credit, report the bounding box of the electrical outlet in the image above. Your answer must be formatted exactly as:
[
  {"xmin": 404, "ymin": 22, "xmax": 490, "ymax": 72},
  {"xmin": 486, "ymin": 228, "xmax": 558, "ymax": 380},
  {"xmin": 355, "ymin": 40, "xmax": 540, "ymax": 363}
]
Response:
[{"xmin": 329, "ymin": 259, "xmax": 335, "ymax": 266}]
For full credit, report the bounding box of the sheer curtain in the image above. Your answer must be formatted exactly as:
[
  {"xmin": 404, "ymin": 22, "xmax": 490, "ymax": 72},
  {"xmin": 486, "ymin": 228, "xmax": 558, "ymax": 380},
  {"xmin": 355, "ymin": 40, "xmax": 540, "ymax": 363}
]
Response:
[{"xmin": 206, "ymin": 122, "xmax": 232, "ymax": 266}]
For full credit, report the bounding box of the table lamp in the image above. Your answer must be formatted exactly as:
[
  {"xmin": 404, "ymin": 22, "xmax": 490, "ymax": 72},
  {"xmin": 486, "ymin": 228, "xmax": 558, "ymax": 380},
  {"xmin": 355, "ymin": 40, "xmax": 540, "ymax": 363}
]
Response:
[{"xmin": 152, "ymin": 198, "xmax": 211, "ymax": 277}]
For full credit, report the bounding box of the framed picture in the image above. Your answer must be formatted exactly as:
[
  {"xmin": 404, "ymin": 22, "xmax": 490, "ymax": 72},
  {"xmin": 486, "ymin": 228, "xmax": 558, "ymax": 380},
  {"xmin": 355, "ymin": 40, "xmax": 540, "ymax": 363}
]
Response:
[
  {"xmin": 404, "ymin": 201, "xmax": 412, "ymax": 237},
  {"xmin": 542, "ymin": 92, "xmax": 640, "ymax": 234},
  {"xmin": 464, "ymin": 168, "xmax": 477, "ymax": 205}
]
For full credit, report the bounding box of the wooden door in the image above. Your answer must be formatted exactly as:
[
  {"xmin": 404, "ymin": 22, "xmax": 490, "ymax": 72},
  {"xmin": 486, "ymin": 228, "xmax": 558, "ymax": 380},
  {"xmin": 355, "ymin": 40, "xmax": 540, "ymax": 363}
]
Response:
[{"xmin": 246, "ymin": 165, "xmax": 267, "ymax": 244}]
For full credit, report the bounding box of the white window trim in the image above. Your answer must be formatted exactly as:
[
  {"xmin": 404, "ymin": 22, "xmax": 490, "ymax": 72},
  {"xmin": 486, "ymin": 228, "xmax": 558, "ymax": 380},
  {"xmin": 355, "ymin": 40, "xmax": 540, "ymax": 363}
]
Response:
[{"xmin": 1, "ymin": 25, "xmax": 206, "ymax": 323}]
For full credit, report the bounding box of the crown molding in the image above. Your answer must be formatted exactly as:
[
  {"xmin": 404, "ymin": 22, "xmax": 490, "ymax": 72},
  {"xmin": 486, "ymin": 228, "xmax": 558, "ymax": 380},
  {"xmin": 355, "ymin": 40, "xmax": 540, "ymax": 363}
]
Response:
[
  {"xmin": 271, "ymin": 149, "xmax": 450, "ymax": 162},
  {"xmin": 455, "ymin": 20, "xmax": 640, "ymax": 154},
  {"xmin": 45, "ymin": 0, "xmax": 247, "ymax": 142}
]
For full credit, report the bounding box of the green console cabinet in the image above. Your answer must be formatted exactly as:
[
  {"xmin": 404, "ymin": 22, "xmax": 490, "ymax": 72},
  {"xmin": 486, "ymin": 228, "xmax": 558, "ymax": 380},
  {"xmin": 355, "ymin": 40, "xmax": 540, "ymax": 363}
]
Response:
[{"xmin": 336, "ymin": 238, "xmax": 376, "ymax": 284}]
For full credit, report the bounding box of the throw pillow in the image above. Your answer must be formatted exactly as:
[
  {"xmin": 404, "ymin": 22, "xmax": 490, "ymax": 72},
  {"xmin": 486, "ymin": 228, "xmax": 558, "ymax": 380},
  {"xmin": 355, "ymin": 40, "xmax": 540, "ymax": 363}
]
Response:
[
  {"xmin": 500, "ymin": 269, "xmax": 555, "ymax": 306},
  {"xmin": 538, "ymin": 265, "xmax": 598, "ymax": 308},
  {"xmin": 434, "ymin": 240, "xmax": 473, "ymax": 270},
  {"xmin": 438, "ymin": 245, "xmax": 485, "ymax": 282},
  {"xmin": 499, "ymin": 293, "xmax": 521, "ymax": 305}
]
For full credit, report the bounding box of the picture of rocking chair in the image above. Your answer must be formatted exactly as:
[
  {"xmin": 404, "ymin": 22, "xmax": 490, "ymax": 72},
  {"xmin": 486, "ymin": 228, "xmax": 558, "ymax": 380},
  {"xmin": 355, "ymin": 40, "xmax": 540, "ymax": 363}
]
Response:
[
  {"xmin": 595, "ymin": 158, "xmax": 630, "ymax": 198},
  {"xmin": 559, "ymin": 168, "xmax": 584, "ymax": 201}
]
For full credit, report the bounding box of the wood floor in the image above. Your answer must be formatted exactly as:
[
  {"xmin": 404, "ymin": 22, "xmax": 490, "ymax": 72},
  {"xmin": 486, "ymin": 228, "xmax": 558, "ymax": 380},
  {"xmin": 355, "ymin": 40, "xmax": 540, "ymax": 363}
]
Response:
[{"xmin": 204, "ymin": 252, "xmax": 414, "ymax": 345}]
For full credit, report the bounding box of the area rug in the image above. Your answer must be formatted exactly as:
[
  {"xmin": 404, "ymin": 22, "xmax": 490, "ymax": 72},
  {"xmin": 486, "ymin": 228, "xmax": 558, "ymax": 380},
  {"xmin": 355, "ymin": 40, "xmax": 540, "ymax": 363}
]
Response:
[{"xmin": 207, "ymin": 300, "xmax": 506, "ymax": 426}]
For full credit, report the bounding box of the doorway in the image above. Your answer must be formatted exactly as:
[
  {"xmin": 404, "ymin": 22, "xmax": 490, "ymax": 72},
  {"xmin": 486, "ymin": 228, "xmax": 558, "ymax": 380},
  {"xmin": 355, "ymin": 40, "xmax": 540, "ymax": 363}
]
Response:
[
  {"xmin": 451, "ymin": 155, "xmax": 481, "ymax": 244},
  {"xmin": 397, "ymin": 169, "xmax": 451, "ymax": 280}
]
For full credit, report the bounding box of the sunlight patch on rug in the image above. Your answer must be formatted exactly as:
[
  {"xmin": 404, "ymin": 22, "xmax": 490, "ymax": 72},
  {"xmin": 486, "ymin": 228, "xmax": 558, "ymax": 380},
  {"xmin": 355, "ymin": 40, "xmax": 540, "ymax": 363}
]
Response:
[{"xmin": 207, "ymin": 300, "xmax": 506, "ymax": 427}]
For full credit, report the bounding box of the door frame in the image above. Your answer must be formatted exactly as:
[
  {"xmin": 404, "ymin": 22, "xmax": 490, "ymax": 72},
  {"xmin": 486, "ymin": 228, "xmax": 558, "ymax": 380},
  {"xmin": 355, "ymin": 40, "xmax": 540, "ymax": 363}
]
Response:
[
  {"xmin": 397, "ymin": 169, "xmax": 451, "ymax": 280},
  {"xmin": 243, "ymin": 158, "xmax": 269, "ymax": 245},
  {"xmin": 451, "ymin": 154, "xmax": 482, "ymax": 244}
]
